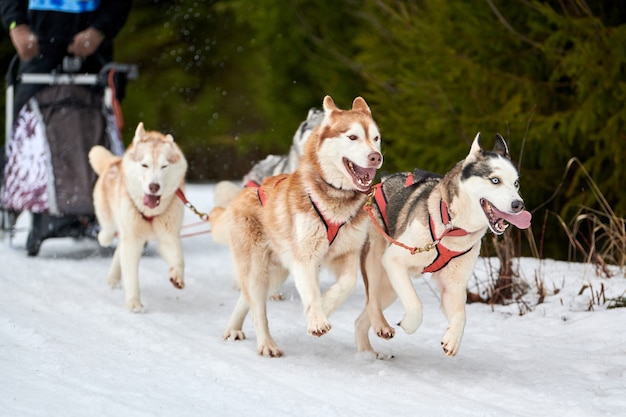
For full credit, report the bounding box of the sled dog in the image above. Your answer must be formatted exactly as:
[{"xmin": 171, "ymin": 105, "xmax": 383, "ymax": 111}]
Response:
[
  {"xmin": 212, "ymin": 107, "xmax": 325, "ymax": 228},
  {"xmin": 355, "ymin": 133, "xmax": 531, "ymax": 358},
  {"xmin": 89, "ymin": 122, "xmax": 188, "ymax": 311},
  {"xmin": 210, "ymin": 96, "xmax": 383, "ymax": 357},
  {"xmin": 243, "ymin": 107, "xmax": 324, "ymax": 186}
]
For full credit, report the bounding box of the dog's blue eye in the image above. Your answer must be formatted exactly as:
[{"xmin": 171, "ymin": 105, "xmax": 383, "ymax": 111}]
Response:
[
  {"xmin": 515, "ymin": 180, "xmax": 519, "ymax": 188},
  {"xmin": 348, "ymin": 134, "xmax": 358, "ymax": 141},
  {"xmin": 490, "ymin": 177, "xmax": 500, "ymax": 184}
]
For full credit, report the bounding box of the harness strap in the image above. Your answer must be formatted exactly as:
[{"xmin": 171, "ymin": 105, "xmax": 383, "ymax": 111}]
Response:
[
  {"xmin": 244, "ymin": 179, "xmax": 260, "ymax": 188},
  {"xmin": 250, "ymin": 177, "xmax": 344, "ymax": 244},
  {"xmin": 308, "ymin": 195, "xmax": 344, "ymax": 245},
  {"xmin": 176, "ymin": 188, "xmax": 187, "ymax": 203},
  {"xmin": 252, "ymin": 176, "xmax": 287, "ymax": 206},
  {"xmin": 423, "ymin": 200, "xmax": 470, "ymax": 273},
  {"xmin": 373, "ymin": 173, "xmax": 414, "ymax": 233},
  {"xmin": 257, "ymin": 185, "xmax": 267, "ymax": 206},
  {"xmin": 372, "ymin": 183, "xmax": 388, "ymax": 232},
  {"xmin": 369, "ymin": 175, "xmax": 471, "ymax": 273}
]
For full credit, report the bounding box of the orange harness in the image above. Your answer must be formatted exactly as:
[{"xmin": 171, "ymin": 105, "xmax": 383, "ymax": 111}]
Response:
[
  {"xmin": 249, "ymin": 178, "xmax": 345, "ymax": 245},
  {"xmin": 371, "ymin": 174, "xmax": 471, "ymax": 273}
]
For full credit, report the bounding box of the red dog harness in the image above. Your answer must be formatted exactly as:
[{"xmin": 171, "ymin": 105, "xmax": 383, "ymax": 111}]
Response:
[
  {"xmin": 422, "ymin": 200, "xmax": 471, "ymax": 273},
  {"xmin": 372, "ymin": 174, "xmax": 471, "ymax": 273},
  {"xmin": 247, "ymin": 177, "xmax": 345, "ymax": 245}
]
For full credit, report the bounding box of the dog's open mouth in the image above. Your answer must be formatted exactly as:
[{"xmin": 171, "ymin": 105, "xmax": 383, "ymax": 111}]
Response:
[
  {"xmin": 480, "ymin": 199, "xmax": 532, "ymax": 235},
  {"xmin": 343, "ymin": 158, "xmax": 377, "ymax": 192},
  {"xmin": 143, "ymin": 194, "xmax": 161, "ymax": 209}
]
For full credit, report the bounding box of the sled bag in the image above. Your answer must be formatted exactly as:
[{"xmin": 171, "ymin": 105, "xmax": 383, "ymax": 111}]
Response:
[{"xmin": 2, "ymin": 85, "xmax": 121, "ymax": 215}]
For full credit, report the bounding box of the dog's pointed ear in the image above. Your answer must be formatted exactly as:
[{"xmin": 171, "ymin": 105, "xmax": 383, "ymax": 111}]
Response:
[
  {"xmin": 165, "ymin": 134, "xmax": 175, "ymax": 142},
  {"xmin": 134, "ymin": 122, "xmax": 146, "ymax": 143},
  {"xmin": 322, "ymin": 96, "xmax": 339, "ymax": 127},
  {"xmin": 467, "ymin": 132, "xmax": 483, "ymax": 159},
  {"xmin": 323, "ymin": 95, "xmax": 337, "ymax": 113},
  {"xmin": 492, "ymin": 134, "xmax": 511, "ymax": 160},
  {"xmin": 352, "ymin": 97, "xmax": 371, "ymax": 116},
  {"xmin": 463, "ymin": 132, "xmax": 485, "ymax": 166}
]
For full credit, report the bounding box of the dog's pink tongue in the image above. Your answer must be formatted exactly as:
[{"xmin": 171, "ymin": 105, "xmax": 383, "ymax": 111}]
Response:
[
  {"xmin": 494, "ymin": 207, "xmax": 532, "ymax": 229},
  {"xmin": 143, "ymin": 194, "xmax": 160, "ymax": 209}
]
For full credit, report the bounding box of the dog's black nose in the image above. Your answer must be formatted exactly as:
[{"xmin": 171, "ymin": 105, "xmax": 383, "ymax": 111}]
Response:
[
  {"xmin": 149, "ymin": 183, "xmax": 160, "ymax": 193},
  {"xmin": 368, "ymin": 152, "xmax": 382, "ymax": 166},
  {"xmin": 511, "ymin": 200, "xmax": 524, "ymax": 213}
]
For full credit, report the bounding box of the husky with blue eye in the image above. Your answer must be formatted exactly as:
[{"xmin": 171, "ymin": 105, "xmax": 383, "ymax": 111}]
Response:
[{"xmin": 355, "ymin": 133, "xmax": 531, "ymax": 359}]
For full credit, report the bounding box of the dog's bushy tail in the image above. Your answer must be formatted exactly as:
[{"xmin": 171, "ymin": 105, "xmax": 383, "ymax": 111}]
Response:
[
  {"xmin": 208, "ymin": 206, "xmax": 229, "ymax": 245},
  {"xmin": 214, "ymin": 181, "xmax": 242, "ymax": 208},
  {"xmin": 88, "ymin": 145, "xmax": 118, "ymax": 176},
  {"xmin": 209, "ymin": 181, "xmax": 244, "ymax": 246}
]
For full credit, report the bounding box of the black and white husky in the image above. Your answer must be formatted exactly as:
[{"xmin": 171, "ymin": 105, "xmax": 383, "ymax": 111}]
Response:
[{"xmin": 355, "ymin": 133, "xmax": 531, "ymax": 358}]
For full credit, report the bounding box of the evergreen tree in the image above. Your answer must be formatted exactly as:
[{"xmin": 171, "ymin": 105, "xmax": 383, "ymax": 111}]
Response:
[{"xmin": 1, "ymin": 0, "xmax": 623, "ymax": 259}]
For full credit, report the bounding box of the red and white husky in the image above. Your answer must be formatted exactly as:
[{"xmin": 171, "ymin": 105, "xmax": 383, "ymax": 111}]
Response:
[{"xmin": 210, "ymin": 96, "xmax": 383, "ymax": 357}]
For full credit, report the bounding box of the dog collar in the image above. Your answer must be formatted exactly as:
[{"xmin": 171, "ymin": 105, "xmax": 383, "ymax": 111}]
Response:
[{"xmin": 437, "ymin": 200, "xmax": 468, "ymax": 236}]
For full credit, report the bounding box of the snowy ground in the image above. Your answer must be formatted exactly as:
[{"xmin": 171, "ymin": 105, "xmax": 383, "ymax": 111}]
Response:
[{"xmin": 1, "ymin": 183, "xmax": 625, "ymax": 417}]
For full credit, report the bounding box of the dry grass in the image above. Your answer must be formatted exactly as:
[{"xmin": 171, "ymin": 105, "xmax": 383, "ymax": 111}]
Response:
[
  {"xmin": 577, "ymin": 282, "xmax": 606, "ymax": 311},
  {"xmin": 468, "ymin": 228, "xmax": 538, "ymax": 315},
  {"xmin": 554, "ymin": 158, "xmax": 626, "ymax": 276},
  {"xmin": 468, "ymin": 155, "xmax": 625, "ymax": 312}
]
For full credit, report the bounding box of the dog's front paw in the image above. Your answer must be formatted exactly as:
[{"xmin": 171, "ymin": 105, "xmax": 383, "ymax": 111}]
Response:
[
  {"xmin": 269, "ymin": 292, "xmax": 284, "ymax": 301},
  {"xmin": 357, "ymin": 347, "xmax": 394, "ymax": 361},
  {"xmin": 307, "ymin": 316, "xmax": 332, "ymax": 337},
  {"xmin": 107, "ymin": 274, "xmax": 121, "ymax": 289},
  {"xmin": 125, "ymin": 298, "xmax": 144, "ymax": 313},
  {"xmin": 170, "ymin": 276, "xmax": 184, "ymax": 289},
  {"xmin": 441, "ymin": 327, "xmax": 464, "ymax": 357},
  {"xmin": 375, "ymin": 324, "xmax": 395, "ymax": 340},
  {"xmin": 223, "ymin": 329, "xmax": 246, "ymax": 341},
  {"xmin": 169, "ymin": 267, "xmax": 184, "ymax": 289},
  {"xmin": 398, "ymin": 310, "xmax": 423, "ymax": 335},
  {"xmin": 258, "ymin": 341, "xmax": 284, "ymax": 358},
  {"xmin": 375, "ymin": 351, "xmax": 394, "ymax": 360},
  {"xmin": 97, "ymin": 230, "xmax": 115, "ymax": 247}
]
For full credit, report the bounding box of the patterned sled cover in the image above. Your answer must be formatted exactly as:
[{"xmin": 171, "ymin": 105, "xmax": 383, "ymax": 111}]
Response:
[{"xmin": 2, "ymin": 85, "xmax": 123, "ymax": 215}]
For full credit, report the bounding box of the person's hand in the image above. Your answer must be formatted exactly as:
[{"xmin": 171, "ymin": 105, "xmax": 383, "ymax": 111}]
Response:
[
  {"xmin": 67, "ymin": 27, "xmax": 103, "ymax": 57},
  {"xmin": 9, "ymin": 24, "xmax": 39, "ymax": 61}
]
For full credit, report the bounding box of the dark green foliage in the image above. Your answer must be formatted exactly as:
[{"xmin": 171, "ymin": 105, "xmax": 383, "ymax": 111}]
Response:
[
  {"xmin": 1, "ymin": 0, "xmax": 624, "ymax": 259},
  {"xmin": 352, "ymin": 1, "xmax": 625, "ymax": 217},
  {"xmin": 607, "ymin": 295, "xmax": 626, "ymax": 309},
  {"xmin": 115, "ymin": 0, "xmax": 368, "ymax": 179},
  {"xmin": 213, "ymin": 0, "xmax": 369, "ymax": 146},
  {"xmin": 114, "ymin": 0, "xmax": 271, "ymax": 180}
]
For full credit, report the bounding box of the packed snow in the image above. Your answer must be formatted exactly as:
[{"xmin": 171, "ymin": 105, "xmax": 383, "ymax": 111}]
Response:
[{"xmin": 1, "ymin": 183, "xmax": 625, "ymax": 417}]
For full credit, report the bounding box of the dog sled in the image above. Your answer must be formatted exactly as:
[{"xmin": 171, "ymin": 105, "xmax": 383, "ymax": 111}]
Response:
[{"xmin": 1, "ymin": 55, "xmax": 137, "ymax": 256}]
